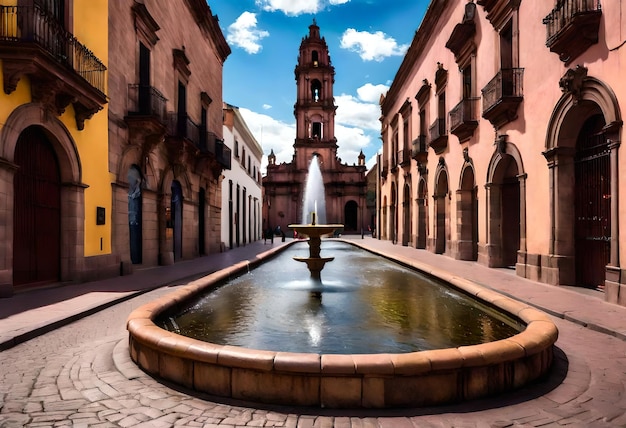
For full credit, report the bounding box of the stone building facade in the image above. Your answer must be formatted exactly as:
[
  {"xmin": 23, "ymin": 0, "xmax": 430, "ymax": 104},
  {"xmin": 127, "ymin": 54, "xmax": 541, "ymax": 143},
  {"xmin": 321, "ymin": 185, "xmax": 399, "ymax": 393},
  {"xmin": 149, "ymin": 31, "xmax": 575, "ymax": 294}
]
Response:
[
  {"xmin": 108, "ymin": 0, "xmax": 230, "ymax": 270},
  {"xmin": 263, "ymin": 20, "xmax": 367, "ymax": 234},
  {"xmin": 379, "ymin": 0, "xmax": 626, "ymax": 305},
  {"xmin": 221, "ymin": 103, "xmax": 263, "ymax": 249},
  {"xmin": 0, "ymin": 0, "xmax": 111, "ymax": 296}
]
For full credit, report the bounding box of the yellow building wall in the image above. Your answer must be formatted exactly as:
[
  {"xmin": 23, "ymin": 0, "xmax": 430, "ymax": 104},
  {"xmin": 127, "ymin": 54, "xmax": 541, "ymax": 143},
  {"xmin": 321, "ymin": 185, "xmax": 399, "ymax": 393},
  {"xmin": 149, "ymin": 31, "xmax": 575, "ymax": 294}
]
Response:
[{"xmin": 68, "ymin": 0, "xmax": 111, "ymax": 256}]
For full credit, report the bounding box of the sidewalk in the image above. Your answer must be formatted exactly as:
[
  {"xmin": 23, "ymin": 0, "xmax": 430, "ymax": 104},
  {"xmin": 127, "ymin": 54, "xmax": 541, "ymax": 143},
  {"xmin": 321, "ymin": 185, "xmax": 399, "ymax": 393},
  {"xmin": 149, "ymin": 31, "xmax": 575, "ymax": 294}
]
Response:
[
  {"xmin": 0, "ymin": 239, "xmax": 289, "ymax": 350},
  {"xmin": 1, "ymin": 236, "xmax": 626, "ymax": 351}
]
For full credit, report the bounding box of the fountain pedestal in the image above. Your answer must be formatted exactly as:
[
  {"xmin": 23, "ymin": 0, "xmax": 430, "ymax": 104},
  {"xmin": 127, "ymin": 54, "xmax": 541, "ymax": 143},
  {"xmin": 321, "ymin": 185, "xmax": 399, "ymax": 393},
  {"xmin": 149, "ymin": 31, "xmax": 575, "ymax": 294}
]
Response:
[{"xmin": 288, "ymin": 223, "xmax": 343, "ymax": 280}]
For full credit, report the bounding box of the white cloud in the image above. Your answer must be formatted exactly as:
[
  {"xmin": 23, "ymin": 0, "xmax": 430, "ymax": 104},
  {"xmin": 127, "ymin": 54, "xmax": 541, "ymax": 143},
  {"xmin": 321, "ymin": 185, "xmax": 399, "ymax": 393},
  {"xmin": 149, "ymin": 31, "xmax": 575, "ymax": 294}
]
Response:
[
  {"xmin": 255, "ymin": 0, "xmax": 349, "ymax": 16},
  {"xmin": 226, "ymin": 12, "xmax": 269, "ymax": 54},
  {"xmin": 238, "ymin": 108, "xmax": 295, "ymax": 173},
  {"xmin": 262, "ymin": 104, "xmax": 272, "ymax": 110},
  {"xmin": 357, "ymin": 83, "xmax": 389, "ymax": 103},
  {"xmin": 340, "ymin": 29, "xmax": 409, "ymax": 62},
  {"xmin": 335, "ymin": 94, "xmax": 381, "ymax": 131},
  {"xmin": 335, "ymin": 124, "xmax": 371, "ymax": 165}
]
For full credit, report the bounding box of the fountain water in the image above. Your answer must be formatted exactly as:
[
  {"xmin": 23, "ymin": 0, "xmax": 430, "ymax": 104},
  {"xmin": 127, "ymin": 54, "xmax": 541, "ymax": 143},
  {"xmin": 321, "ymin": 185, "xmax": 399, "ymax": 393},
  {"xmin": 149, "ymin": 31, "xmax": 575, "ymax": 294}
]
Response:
[
  {"xmin": 126, "ymin": 157, "xmax": 557, "ymax": 409},
  {"xmin": 289, "ymin": 155, "xmax": 343, "ymax": 280}
]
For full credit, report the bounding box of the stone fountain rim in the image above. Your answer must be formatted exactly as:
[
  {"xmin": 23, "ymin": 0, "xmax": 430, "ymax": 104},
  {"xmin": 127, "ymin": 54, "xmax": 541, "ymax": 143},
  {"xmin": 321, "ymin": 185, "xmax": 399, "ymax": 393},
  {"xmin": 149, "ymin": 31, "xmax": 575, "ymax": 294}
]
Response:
[{"xmin": 126, "ymin": 239, "xmax": 558, "ymax": 408}]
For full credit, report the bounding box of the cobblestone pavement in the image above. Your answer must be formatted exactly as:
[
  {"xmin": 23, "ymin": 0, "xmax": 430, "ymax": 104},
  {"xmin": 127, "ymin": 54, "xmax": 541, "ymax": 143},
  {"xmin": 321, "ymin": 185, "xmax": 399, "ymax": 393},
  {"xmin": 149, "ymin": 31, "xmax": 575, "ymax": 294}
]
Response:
[{"xmin": 1, "ymin": 283, "xmax": 626, "ymax": 427}]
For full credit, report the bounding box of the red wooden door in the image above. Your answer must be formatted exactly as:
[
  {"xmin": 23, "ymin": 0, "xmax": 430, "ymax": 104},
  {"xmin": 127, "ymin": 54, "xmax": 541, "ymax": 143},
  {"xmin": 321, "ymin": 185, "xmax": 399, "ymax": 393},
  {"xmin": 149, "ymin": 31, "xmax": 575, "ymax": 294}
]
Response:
[{"xmin": 13, "ymin": 126, "xmax": 61, "ymax": 286}]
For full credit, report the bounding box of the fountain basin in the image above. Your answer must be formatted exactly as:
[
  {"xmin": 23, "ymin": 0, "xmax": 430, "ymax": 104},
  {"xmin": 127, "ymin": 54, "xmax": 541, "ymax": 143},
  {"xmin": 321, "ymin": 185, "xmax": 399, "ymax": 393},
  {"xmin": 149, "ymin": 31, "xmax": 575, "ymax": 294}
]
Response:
[{"xmin": 126, "ymin": 240, "xmax": 557, "ymax": 408}]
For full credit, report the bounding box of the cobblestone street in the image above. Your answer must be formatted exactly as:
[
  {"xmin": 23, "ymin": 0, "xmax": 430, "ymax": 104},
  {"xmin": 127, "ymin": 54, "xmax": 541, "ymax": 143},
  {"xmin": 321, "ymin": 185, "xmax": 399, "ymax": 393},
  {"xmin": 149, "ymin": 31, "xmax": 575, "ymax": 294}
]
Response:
[{"xmin": 1, "ymin": 272, "xmax": 626, "ymax": 427}]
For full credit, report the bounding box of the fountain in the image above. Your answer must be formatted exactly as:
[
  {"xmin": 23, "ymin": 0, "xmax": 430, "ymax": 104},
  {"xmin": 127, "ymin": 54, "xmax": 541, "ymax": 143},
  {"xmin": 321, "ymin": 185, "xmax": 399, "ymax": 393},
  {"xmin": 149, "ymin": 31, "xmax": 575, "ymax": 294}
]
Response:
[
  {"xmin": 289, "ymin": 155, "xmax": 342, "ymax": 281},
  {"xmin": 125, "ymin": 155, "xmax": 558, "ymax": 408}
]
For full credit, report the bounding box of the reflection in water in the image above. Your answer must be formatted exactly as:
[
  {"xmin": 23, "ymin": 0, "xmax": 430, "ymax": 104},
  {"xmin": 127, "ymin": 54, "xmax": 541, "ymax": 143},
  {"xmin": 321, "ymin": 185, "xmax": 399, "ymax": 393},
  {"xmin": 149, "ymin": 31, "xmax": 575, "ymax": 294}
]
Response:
[{"xmin": 158, "ymin": 241, "xmax": 524, "ymax": 354}]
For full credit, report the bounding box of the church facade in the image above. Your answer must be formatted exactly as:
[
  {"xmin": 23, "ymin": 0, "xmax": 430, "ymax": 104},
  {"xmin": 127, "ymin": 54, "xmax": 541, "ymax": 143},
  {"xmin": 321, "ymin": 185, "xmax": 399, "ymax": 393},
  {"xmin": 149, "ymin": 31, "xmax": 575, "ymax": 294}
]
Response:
[{"xmin": 263, "ymin": 21, "xmax": 367, "ymax": 234}]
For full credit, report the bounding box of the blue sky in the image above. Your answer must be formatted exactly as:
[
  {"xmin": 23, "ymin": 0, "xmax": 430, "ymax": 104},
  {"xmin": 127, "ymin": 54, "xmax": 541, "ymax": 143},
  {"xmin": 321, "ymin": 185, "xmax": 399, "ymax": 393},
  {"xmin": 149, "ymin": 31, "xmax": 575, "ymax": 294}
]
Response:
[{"xmin": 209, "ymin": 0, "xmax": 428, "ymax": 172}]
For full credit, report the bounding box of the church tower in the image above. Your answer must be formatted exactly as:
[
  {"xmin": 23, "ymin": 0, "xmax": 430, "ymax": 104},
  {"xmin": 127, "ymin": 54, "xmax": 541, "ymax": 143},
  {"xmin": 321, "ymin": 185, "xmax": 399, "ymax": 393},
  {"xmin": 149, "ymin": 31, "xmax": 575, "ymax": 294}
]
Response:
[
  {"xmin": 263, "ymin": 20, "xmax": 367, "ymax": 234},
  {"xmin": 293, "ymin": 19, "xmax": 338, "ymax": 171}
]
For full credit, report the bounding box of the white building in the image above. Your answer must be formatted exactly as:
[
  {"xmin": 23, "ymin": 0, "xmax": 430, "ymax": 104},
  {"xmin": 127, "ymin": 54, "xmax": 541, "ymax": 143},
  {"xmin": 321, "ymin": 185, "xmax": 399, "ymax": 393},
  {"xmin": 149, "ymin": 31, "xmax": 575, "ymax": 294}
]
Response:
[{"xmin": 221, "ymin": 103, "xmax": 263, "ymax": 249}]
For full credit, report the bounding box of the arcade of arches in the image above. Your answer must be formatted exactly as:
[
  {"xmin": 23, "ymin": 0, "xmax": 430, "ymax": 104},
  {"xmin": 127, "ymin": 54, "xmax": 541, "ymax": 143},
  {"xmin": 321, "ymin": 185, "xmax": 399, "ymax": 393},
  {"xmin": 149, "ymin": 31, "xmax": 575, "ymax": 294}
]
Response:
[{"xmin": 379, "ymin": 76, "xmax": 624, "ymax": 305}]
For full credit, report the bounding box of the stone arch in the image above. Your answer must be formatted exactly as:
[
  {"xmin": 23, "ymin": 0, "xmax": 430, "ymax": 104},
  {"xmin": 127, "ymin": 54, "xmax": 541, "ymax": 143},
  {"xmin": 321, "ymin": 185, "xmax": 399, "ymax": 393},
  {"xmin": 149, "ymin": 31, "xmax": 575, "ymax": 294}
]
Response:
[
  {"xmin": 543, "ymin": 75, "xmax": 621, "ymax": 289},
  {"xmin": 484, "ymin": 139, "xmax": 526, "ymax": 268},
  {"xmin": 382, "ymin": 194, "xmax": 388, "ymax": 240},
  {"xmin": 402, "ymin": 181, "xmax": 411, "ymax": 246},
  {"xmin": 416, "ymin": 176, "xmax": 428, "ymax": 249},
  {"xmin": 390, "ymin": 182, "xmax": 397, "ymax": 244},
  {"xmin": 0, "ymin": 103, "xmax": 85, "ymax": 291},
  {"xmin": 1, "ymin": 103, "xmax": 81, "ymax": 183},
  {"xmin": 457, "ymin": 159, "xmax": 478, "ymax": 260},
  {"xmin": 433, "ymin": 160, "xmax": 449, "ymax": 254}
]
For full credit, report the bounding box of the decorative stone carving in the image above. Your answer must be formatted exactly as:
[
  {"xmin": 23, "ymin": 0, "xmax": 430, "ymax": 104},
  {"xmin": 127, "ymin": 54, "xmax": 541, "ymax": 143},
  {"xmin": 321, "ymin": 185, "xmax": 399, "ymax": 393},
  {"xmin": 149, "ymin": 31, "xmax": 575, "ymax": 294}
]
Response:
[{"xmin": 559, "ymin": 65, "xmax": 588, "ymax": 104}]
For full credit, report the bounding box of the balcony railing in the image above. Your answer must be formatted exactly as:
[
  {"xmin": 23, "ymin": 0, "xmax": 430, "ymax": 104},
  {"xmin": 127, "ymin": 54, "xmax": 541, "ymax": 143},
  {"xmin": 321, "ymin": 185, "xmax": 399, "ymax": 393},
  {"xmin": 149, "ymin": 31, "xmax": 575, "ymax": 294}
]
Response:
[
  {"xmin": 481, "ymin": 68, "xmax": 524, "ymax": 129},
  {"xmin": 429, "ymin": 118, "xmax": 448, "ymax": 154},
  {"xmin": 543, "ymin": 0, "xmax": 602, "ymax": 64},
  {"xmin": 411, "ymin": 135, "xmax": 428, "ymax": 164},
  {"xmin": 197, "ymin": 131, "xmax": 232, "ymax": 170},
  {"xmin": 0, "ymin": 5, "xmax": 107, "ymax": 94},
  {"xmin": 127, "ymin": 84, "xmax": 167, "ymax": 121},
  {"xmin": 397, "ymin": 149, "xmax": 411, "ymax": 167},
  {"xmin": 167, "ymin": 112, "xmax": 200, "ymax": 145},
  {"xmin": 449, "ymin": 97, "xmax": 479, "ymax": 142}
]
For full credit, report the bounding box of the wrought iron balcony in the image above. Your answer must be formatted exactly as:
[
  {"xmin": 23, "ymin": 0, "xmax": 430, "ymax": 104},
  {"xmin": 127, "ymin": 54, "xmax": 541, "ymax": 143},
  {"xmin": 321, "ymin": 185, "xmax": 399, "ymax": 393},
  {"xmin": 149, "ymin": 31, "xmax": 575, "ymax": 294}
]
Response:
[
  {"xmin": 166, "ymin": 112, "xmax": 200, "ymax": 145},
  {"xmin": 397, "ymin": 149, "xmax": 411, "ymax": 168},
  {"xmin": 197, "ymin": 131, "xmax": 232, "ymax": 170},
  {"xmin": 543, "ymin": 0, "xmax": 602, "ymax": 65},
  {"xmin": 125, "ymin": 84, "xmax": 168, "ymax": 142},
  {"xmin": 481, "ymin": 68, "xmax": 524, "ymax": 129},
  {"xmin": 429, "ymin": 118, "xmax": 448, "ymax": 154},
  {"xmin": 411, "ymin": 135, "xmax": 428, "ymax": 163},
  {"xmin": 449, "ymin": 97, "xmax": 480, "ymax": 142},
  {"xmin": 0, "ymin": 5, "xmax": 107, "ymax": 129}
]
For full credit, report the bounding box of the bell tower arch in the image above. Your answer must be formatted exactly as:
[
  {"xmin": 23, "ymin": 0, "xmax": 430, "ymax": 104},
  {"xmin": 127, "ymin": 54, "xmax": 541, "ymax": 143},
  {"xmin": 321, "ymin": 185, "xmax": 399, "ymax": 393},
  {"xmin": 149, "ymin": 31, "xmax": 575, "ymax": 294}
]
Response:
[{"xmin": 293, "ymin": 19, "xmax": 338, "ymax": 172}]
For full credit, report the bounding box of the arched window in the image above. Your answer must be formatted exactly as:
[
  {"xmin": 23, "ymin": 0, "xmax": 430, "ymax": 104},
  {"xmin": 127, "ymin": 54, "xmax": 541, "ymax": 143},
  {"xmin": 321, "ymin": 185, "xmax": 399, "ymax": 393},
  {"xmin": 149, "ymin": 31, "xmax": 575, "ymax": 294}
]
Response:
[
  {"xmin": 311, "ymin": 79, "xmax": 322, "ymax": 102},
  {"xmin": 312, "ymin": 50, "xmax": 319, "ymax": 66}
]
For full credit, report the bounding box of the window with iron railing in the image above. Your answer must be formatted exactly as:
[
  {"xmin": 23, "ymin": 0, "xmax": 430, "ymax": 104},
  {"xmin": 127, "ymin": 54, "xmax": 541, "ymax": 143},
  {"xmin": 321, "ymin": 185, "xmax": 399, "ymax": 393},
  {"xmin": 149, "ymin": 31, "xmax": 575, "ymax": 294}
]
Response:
[
  {"xmin": 127, "ymin": 84, "xmax": 167, "ymax": 120},
  {"xmin": 543, "ymin": 0, "xmax": 602, "ymax": 64},
  {"xmin": 484, "ymin": 68, "xmax": 523, "ymax": 104},
  {"xmin": 0, "ymin": 5, "xmax": 106, "ymax": 94}
]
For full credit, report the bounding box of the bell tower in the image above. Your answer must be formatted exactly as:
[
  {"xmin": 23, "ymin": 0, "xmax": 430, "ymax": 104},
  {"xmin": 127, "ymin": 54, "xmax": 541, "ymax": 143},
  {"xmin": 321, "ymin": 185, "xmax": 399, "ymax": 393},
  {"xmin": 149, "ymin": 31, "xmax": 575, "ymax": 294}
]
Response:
[
  {"xmin": 263, "ymin": 20, "xmax": 367, "ymax": 234},
  {"xmin": 293, "ymin": 19, "xmax": 338, "ymax": 171}
]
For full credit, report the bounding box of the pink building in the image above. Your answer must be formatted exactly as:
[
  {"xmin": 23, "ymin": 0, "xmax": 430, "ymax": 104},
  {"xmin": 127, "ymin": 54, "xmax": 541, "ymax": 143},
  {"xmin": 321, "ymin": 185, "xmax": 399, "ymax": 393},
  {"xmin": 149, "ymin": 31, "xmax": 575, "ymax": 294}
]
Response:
[{"xmin": 378, "ymin": 0, "xmax": 626, "ymax": 305}]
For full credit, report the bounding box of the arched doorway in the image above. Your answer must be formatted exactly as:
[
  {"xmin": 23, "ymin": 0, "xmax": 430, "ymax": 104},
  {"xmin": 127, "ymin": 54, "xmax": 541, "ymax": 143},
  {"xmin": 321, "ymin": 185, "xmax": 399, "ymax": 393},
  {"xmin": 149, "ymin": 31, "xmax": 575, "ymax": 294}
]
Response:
[
  {"xmin": 416, "ymin": 178, "xmax": 428, "ymax": 249},
  {"xmin": 486, "ymin": 143, "xmax": 524, "ymax": 268},
  {"xmin": 198, "ymin": 187, "xmax": 206, "ymax": 255},
  {"xmin": 171, "ymin": 180, "xmax": 183, "ymax": 261},
  {"xmin": 13, "ymin": 126, "xmax": 61, "ymax": 286},
  {"xmin": 382, "ymin": 195, "xmax": 388, "ymax": 240},
  {"xmin": 344, "ymin": 200, "xmax": 358, "ymax": 231},
  {"xmin": 544, "ymin": 75, "xmax": 620, "ymax": 289},
  {"xmin": 434, "ymin": 169, "xmax": 449, "ymax": 254},
  {"xmin": 390, "ymin": 184, "xmax": 397, "ymax": 243},
  {"xmin": 575, "ymin": 115, "xmax": 610, "ymax": 287},
  {"xmin": 458, "ymin": 164, "xmax": 478, "ymax": 260},
  {"xmin": 128, "ymin": 165, "xmax": 143, "ymax": 264},
  {"xmin": 402, "ymin": 183, "xmax": 411, "ymax": 246}
]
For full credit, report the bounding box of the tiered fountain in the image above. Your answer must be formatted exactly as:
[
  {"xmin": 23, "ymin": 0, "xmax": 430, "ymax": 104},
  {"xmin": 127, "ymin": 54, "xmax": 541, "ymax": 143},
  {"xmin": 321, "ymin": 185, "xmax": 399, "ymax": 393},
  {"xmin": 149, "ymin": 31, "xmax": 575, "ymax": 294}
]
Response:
[{"xmin": 289, "ymin": 155, "xmax": 342, "ymax": 280}]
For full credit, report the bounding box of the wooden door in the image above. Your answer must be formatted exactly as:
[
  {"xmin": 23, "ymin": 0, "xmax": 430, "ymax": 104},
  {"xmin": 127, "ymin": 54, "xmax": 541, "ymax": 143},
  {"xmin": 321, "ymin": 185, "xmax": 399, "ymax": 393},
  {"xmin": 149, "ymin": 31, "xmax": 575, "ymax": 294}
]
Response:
[{"xmin": 13, "ymin": 126, "xmax": 61, "ymax": 286}]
